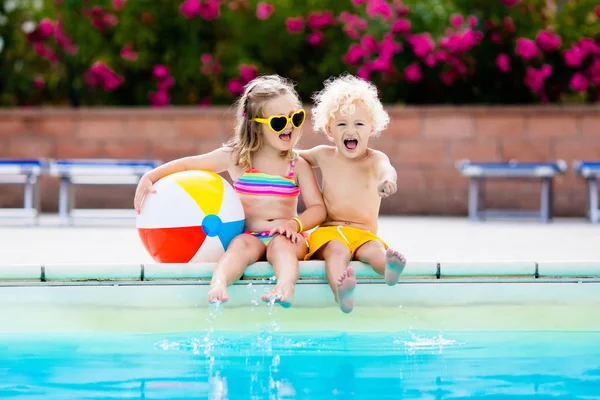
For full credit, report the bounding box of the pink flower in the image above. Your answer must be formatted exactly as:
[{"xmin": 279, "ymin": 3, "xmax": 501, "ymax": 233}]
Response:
[
  {"xmin": 199, "ymin": 0, "xmax": 220, "ymax": 20},
  {"xmin": 148, "ymin": 90, "xmax": 170, "ymax": 107},
  {"xmin": 589, "ymin": 59, "xmax": 600, "ymax": 85},
  {"xmin": 496, "ymin": 53, "xmax": 510, "ymax": 73},
  {"xmin": 256, "ymin": 2, "xmax": 274, "ymax": 20},
  {"xmin": 535, "ymin": 30, "xmax": 561, "ymax": 52},
  {"xmin": 503, "ymin": 17, "xmax": 516, "ymax": 33},
  {"xmin": 440, "ymin": 70, "xmax": 456, "ymax": 85},
  {"xmin": 408, "ymin": 33, "xmax": 434, "ymax": 58},
  {"xmin": 499, "ymin": 0, "xmax": 520, "ymax": 7},
  {"xmin": 120, "ymin": 44, "xmax": 138, "ymax": 61},
  {"xmin": 424, "ymin": 54, "xmax": 436, "ymax": 67},
  {"xmin": 351, "ymin": 0, "xmax": 366, "ymax": 4},
  {"xmin": 85, "ymin": 61, "xmax": 123, "ymax": 91},
  {"xmin": 491, "ymin": 32, "xmax": 502, "ymax": 44},
  {"xmin": 153, "ymin": 65, "xmax": 169, "ymax": 80},
  {"xmin": 179, "ymin": 0, "xmax": 200, "ymax": 18},
  {"xmin": 199, "ymin": 97, "xmax": 212, "ymax": 107},
  {"xmin": 356, "ymin": 65, "xmax": 370, "ymax": 80},
  {"xmin": 391, "ymin": 18, "xmax": 410, "ymax": 35},
  {"xmin": 286, "ymin": 17, "xmax": 304, "ymax": 33},
  {"xmin": 524, "ymin": 64, "xmax": 552, "ymax": 94},
  {"xmin": 366, "ymin": 0, "xmax": 393, "ymax": 20},
  {"xmin": 361, "ymin": 35, "xmax": 379, "ymax": 53},
  {"xmin": 200, "ymin": 53, "xmax": 213, "ymax": 64},
  {"xmin": 227, "ymin": 78, "xmax": 244, "ymax": 96},
  {"xmin": 343, "ymin": 43, "xmax": 368, "ymax": 65},
  {"xmin": 343, "ymin": 26, "xmax": 360, "ymax": 39},
  {"xmin": 368, "ymin": 56, "xmax": 394, "ymax": 73},
  {"xmin": 564, "ymin": 45, "xmax": 584, "ymax": 67},
  {"xmin": 395, "ymin": 2, "xmax": 410, "ymax": 17},
  {"xmin": 113, "ymin": 0, "xmax": 126, "ymax": 10},
  {"xmin": 239, "ymin": 64, "xmax": 258, "ymax": 83},
  {"xmin": 515, "ymin": 38, "xmax": 539, "ymax": 60},
  {"xmin": 404, "ymin": 63, "xmax": 422, "ymax": 82},
  {"xmin": 596, "ymin": 5, "xmax": 600, "ymax": 18},
  {"xmin": 570, "ymin": 73, "xmax": 588, "ymax": 93},
  {"xmin": 578, "ymin": 38, "xmax": 600, "ymax": 57},
  {"xmin": 158, "ymin": 76, "xmax": 175, "ymax": 91},
  {"xmin": 38, "ymin": 18, "xmax": 54, "ymax": 39},
  {"xmin": 467, "ymin": 15, "xmax": 478, "ymax": 28},
  {"xmin": 33, "ymin": 43, "xmax": 59, "ymax": 63},
  {"xmin": 307, "ymin": 31, "xmax": 323, "ymax": 46},
  {"xmin": 307, "ymin": 11, "xmax": 334, "ymax": 30},
  {"xmin": 450, "ymin": 14, "xmax": 463, "ymax": 28},
  {"xmin": 380, "ymin": 33, "xmax": 402, "ymax": 57},
  {"xmin": 33, "ymin": 76, "xmax": 45, "ymax": 89},
  {"xmin": 54, "ymin": 20, "xmax": 78, "ymax": 54}
]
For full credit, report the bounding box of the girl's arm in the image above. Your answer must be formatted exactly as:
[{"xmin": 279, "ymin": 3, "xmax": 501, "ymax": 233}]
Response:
[{"xmin": 135, "ymin": 147, "xmax": 233, "ymax": 213}]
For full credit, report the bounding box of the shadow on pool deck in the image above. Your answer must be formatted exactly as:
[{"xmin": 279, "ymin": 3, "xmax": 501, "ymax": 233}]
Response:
[{"xmin": 0, "ymin": 214, "xmax": 598, "ymax": 264}]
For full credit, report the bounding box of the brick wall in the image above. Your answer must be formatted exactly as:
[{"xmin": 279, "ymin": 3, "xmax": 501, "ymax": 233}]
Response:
[{"xmin": 0, "ymin": 106, "xmax": 599, "ymax": 216}]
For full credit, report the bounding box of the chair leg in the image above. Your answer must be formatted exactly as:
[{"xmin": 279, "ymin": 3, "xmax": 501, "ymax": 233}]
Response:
[
  {"xmin": 59, "ymin": 178, "xmax": 70, "ymax": 226},
  {"xmin": 589, "ymin": 179, "xmax": 599, "ymax": 224},
  {"xmin": 540, "ymin": 178, "xmax": 551, "ymax": 223},
  {"xmin": 468, "ymin": 178, "xmax": 480, "ymax": 221},
  {"xmin": 23, "ymin": 175, "xmax": 37, "ymax": 226}
]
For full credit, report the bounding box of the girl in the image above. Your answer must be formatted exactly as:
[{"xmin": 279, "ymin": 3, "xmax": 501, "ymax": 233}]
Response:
[{"xmin": 134, "ymin": 75, "xmax": 326, "ymax": 307}]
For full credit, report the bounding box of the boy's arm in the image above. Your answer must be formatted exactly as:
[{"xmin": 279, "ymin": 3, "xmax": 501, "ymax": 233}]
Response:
[
  {"xmin": 374, "ymin": 151, "xmax": 397, "ymax": 198},
  {"xmin": 297, "ymin": 146, "xmax": 325, "ymax": 168}
]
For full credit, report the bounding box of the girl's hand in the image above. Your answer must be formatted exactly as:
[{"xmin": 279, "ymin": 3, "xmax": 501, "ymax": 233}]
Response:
[
  {"xmin": 269, "ymin": 220, "xmax": 301, "ymax": 244},
  {"xmin": 134, "ymin": 175, "xmax": 157, "ymax": 214}
]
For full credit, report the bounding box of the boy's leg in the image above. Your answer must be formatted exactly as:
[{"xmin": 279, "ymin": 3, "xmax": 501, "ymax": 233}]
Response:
[
  {"xmin": 315, "ymin": 240, "xmax": 355, "ymax": 313},
  {"xmin": 208, "ymin": 234, "xmax": 266, "ymax": 303},
  {"xmin": 261, "ymin": 235, "xmax": 308, "ymax": 308},
  {"xmin": 354, "ymin": 240, "xmax": 406, "ymax": 286}
]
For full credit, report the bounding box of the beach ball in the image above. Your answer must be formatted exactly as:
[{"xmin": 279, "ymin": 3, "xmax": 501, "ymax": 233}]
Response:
[{"xmin": 137, "ymin": 170, "xmax": 245, "ymax": 263}]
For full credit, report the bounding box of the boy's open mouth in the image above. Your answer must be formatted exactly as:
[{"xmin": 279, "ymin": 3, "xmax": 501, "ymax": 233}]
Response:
[
  {"xmin": 279, "ymin": 132, "xmax": 291, "ymax": 142},
  {"xmin": 344, "ymin": 138, "xmax": 358, "ymax": 150}
]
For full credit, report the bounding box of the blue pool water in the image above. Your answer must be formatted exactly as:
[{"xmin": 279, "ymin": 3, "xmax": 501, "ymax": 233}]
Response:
[{"xmin": 1, "ymin": 330, "xmax": 599, "ymax": 399}]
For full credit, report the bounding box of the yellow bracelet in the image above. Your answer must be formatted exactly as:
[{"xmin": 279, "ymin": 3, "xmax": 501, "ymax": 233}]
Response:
[{"xmin": 291, "ymin": 217, "xmax": 304, "ymax": 233}]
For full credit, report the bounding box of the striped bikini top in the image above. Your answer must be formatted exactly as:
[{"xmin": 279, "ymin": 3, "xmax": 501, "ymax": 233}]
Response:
[{"xmin": 233, "ymin": 159, "xmax": 300, "ymax": 198}]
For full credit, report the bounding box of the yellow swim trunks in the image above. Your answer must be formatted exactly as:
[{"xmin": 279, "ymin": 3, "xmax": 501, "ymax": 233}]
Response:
[{"xmin": 305, "ymin": 225, "xmax": 388, "ymax": 260}]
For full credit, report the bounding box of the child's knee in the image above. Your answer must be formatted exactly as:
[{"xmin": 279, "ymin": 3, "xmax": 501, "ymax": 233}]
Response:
[{"xmin": 322, "ymin": 240, "xmax": 351, "ymax": 262}]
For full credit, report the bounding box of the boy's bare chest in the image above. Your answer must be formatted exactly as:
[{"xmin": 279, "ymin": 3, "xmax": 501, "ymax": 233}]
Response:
[{"xmin": 320, "ymin": 160, "xmax": 376, "ymax": 193}]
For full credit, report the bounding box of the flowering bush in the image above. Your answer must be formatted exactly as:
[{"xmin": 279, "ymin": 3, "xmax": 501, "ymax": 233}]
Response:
[{"xmin": 0, "ymin": 0, "xmax": 599, "ymax": 107}]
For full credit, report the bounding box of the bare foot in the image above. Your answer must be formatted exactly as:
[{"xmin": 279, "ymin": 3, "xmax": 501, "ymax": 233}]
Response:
[
  {"xmin": 261, "ymin": 283, "xmax": 294, "ymax": 308},
  {"xmin": 337, "ymin": 266, "xmax": 357, "ymax": 314},
  {"xmin": 207, "ymin": 280, "xmax": 229, "ymax": 304},
  {"xmin": 384, "ymin": 248, "xmax": 406, "ymax": 286}
]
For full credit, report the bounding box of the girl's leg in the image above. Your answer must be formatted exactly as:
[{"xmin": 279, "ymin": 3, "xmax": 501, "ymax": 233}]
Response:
[
  {"xmin": 261, "ymin": 235, "xmax": 308, "ymax": 308},
  {"xmin": 208, "ymin": 234, "xmax": 266, "ymax": 303},
  {"xmin": 354, "ymin": 241, "xmax": 406, "ymax": 286}
]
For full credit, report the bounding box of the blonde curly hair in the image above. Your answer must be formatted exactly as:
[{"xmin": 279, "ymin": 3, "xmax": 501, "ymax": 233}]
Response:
[
  {"xmin": 226, "ymin": 74, "xmax": 302, "ymax": 169},
  {"xmin": 311, "ymin": 73, "xmax": 390, "ymax": 137}
]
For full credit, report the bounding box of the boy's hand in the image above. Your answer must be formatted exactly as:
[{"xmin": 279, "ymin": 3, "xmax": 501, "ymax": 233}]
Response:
[
  {"xmin": 269, "ymin": 220, "xmax": 302, "ymax": 244},
  {"xmin": 377, "ymin": 180, "xmax": 397, "ymax": 198},
  {"xmin": 134, "ymin": 175, "xmax": 157, "ymax": 214}
]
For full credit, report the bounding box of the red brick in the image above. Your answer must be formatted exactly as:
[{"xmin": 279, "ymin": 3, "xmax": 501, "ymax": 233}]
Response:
[
  {"xmin": 553, "ymin": 138, "xmax": 600, "ymax": 162},
  {"xmin": 55, "ymin": 140, "xmax": 103, "ymax": 158},
  {"xmin": 395, "ymin": 169, "xmax": 427, "ymax": 191},
  {"xmin": 0, "ymin": 118, "xmax": 28, "ymax": 137},
  {"xmin": 527, "ymin": 115, "xmax": 578, "ymax": 137},
  {"xmin": 423, "ymin": 168, "xmax": 469, "ymax": 190},
  {"xmin": 449, "ymin": 139, "xmax": 500, "ymax": 162},
  {"xmin": 386, "ymin": 116, "xmax": 421, "ymax": 138},
  {"xmin": 77, "ymin": 119, "xmax": 125, "ymax": 139},
  {"xmin": 177, "ymin": 117, "xmax": 223, "ymax": 139},
  {"xmin": 124, "ymin": 118, "xmax": 176, "ymax": 140},
  {"xmin": 422, "ymin": 116, "xmax": 474, "ymax": 138},
  {"xmin": 104, "ymin": 141, "xmax": 150, "ymax": 159},
  {"xmin": 7, "ymin": 138, "xmax": 55, "ymax": 158},
  {"xmin": 150, "ymin": 140, "xmax": 199, "ymax": 162},
  {"xmin": 476, "ymin": 115, "xmax": 525, "ymax": 137},
  {"xmin": 500, "ymin": 138, "xmax": 552, "ymax": 161},
  {"xmin": 394, "ymin": 139, "xmax": 449, "ymax": 166},
  {"xmin": 582, "ymin": 116, "xmax": 600, "ymax": 136},
  {"xmin": 31, "ymin": 117, "xmax": 74, "ymax": 138}
]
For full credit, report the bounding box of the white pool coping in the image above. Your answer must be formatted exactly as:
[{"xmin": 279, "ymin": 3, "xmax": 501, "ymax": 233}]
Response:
[{"xmin": 0, "ymin": 260, "xmax": 599, "ymax": 284}]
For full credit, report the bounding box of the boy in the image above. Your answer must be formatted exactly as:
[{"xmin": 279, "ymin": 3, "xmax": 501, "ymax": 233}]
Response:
[{"xmin": 299, "ymin": 73, "xmax": 406, "ymax": 314}]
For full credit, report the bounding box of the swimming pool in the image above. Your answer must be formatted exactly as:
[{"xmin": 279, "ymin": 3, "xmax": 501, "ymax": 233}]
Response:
[{"xmin": 0, "ymin": 260, "xmax": 599, "ymax": 398}]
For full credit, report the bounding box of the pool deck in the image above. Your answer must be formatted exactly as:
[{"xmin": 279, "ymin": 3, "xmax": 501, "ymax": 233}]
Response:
[{"xmin": 0, "ymin": 213, "xmax": 599, "ymax": 265}]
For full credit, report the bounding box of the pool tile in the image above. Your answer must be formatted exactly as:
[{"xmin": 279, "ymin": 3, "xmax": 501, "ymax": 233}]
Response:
[
  {"xmin": 44, "ymin": 264, "xmax": 142, "ymax": 281},
  {"xmin": 537, "ymin": 261, "xmax": 600, "ymax": 277},
  {"xmin": 0, "ymin": 264, "xmax": 42, "ymax": 281},
  {"xmin": 143, "ymin": 263, "xmax": 213, "ymax": 280},
  {"xmin": 440, "ymin": 261, "xmax": 536, "ymax": 277}
]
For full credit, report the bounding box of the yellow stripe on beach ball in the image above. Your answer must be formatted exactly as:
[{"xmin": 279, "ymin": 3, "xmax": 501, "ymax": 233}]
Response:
[{"xmin": 173, "ymin": 170, "xmax": 224, "ymax": 216}]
